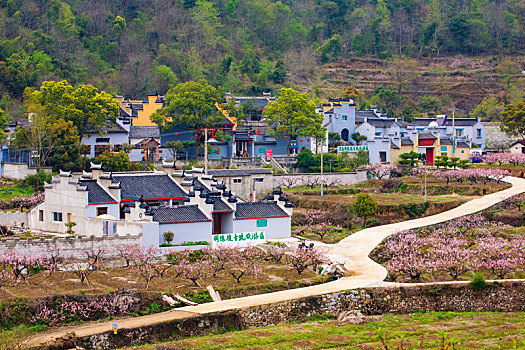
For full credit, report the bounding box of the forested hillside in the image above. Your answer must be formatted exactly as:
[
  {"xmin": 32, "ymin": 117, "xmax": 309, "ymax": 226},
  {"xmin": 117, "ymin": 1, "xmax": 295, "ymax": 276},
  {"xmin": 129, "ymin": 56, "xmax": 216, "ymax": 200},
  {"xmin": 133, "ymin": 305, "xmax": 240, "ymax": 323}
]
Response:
[{"xmin": 1, "ymin": 0, "xmax": 525, "ymax": 118}]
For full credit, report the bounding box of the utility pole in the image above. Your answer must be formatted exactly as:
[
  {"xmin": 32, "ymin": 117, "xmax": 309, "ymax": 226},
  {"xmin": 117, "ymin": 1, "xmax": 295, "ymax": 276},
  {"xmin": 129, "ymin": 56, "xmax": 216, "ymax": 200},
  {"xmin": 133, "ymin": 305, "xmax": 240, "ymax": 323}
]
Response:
[
  {"xmin": 204, "ymin": 127, "xmax": 208, "ymax": 175},
  {"xmin": 449, "ymin": 108, "xmax": 456, "ymax": 157}
]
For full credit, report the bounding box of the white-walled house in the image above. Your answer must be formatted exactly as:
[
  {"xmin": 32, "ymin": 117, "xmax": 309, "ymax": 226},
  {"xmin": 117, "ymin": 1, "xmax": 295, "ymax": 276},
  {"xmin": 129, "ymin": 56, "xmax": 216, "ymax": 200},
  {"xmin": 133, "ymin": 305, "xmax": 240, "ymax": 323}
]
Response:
[
  {"xmin": 28, "ymin": 163, "xmax": 292, "ymax": 247},
  {"xmin": 82, "ymin": 121, "xmax": 130, "ymax": 158}
]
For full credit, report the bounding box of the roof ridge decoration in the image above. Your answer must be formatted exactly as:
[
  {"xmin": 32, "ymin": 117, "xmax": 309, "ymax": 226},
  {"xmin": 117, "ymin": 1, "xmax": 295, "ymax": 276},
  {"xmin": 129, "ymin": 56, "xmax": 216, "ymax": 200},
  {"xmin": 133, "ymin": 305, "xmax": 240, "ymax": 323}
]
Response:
[
  {"xmin": 90, "ymin": 162, "xmax": 103, "ymax": 170},
  {"xmin": 162, "ymin": 160, "xmax": 175, "ymax": 168},
  {"xmin": 59, "ymin": 170, "xmax": 72, "ymax": 177}
]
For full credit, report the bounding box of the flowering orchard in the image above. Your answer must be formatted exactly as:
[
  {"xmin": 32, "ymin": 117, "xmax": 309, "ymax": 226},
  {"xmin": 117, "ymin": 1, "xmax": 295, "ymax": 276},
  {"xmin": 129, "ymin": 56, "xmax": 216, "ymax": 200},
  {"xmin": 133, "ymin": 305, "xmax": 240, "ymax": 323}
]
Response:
[
  {"xmin": 374, "ymin": 214, "xmax": 525, "ymax": 282},
  {"xmin": 360, "ymin": 164, "xmax": 398, "ymax": 180},
  {"xmin": 482, "ymin": 152, "xmax": 525, "ymax": 166},
  {"xmin": 0, "ymin": 244, "xmax": 329, "ymax": 291},
  {"xmin": 411, "ymin": 167, "xmax": 510, "ymax": 185}
]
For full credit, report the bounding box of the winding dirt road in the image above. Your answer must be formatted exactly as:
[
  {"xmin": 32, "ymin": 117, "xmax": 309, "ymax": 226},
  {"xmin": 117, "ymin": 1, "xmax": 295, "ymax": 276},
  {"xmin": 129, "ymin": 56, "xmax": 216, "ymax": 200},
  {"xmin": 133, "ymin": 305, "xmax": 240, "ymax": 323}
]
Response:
[{"xmin": 27, "ymin": 176, "xmax": 525, "ymax": 348}]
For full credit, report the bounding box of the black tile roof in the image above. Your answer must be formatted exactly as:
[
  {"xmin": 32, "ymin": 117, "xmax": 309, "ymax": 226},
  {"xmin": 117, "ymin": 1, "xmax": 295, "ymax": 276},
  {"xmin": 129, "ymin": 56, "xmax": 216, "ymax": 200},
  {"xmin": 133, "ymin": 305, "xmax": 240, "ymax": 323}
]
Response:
[
  {"xmin": 129, "ymin": 126, "xmax": 160, "ymax": 139},
  {"xmin": 457, "ymin": 141, "xmax": 470, "ymax": 148},
  {"xmin": 400, "ymin": 138, "xmax": 414, "ymax": 146},
  {"xmin": 443, "ymin": 119, "xmax": 479, "ymax": 126},
  {"xmin": 152, "ymin": 205, "xmax": 210, "ymax": 224},
  {"xmin": 235, "ymin": 201, "xmax": 289, "ymax": 219},
  {"xmin": 356, "ymin": 110, "xmax": 379, "ymax": 119},
  {"xmin": 235, "ymin": 96, "xmax": 275, "ymax": 110},
  {"xmin": 234, "ymin": 133, "xmax": 253, "ymax": 141},
  {"xmin": 214, "ymin": 198, "xmax": 233, "ymax": 213},
  {"xmin": 366, "ymin": 118, "xmax": 396, "ymax": 127},
  {"xmin": 410, "ymin": 118, "xmax": 438, "ymax": 126},
  {"xmin": 112, "ymin": 174, "xmax": 186, "ymax": 201},
  {"xmin": 79, "ymin": 180, "xmax": 117, "ymax": 205},
  {"xmin": 390, "ymin": 141, "xmax": 400, "ymax": 150},
  {"xmin": 411, "ymin": 118, "xmax": 480, "ymax": 127},
  {"xmin": 88, "ymin": 120, "xmax": 128, "ymax": 134},
  {"xmin": 209, "ymin": 169, "xmax": 272, "ymax": 177},
  {"xmin": 440, "ymin": 138, "xmax": 453, "ymax": 145},
  {"xmin": 418, "ymin": 133, "xmax": 437, "ymax": 140}
]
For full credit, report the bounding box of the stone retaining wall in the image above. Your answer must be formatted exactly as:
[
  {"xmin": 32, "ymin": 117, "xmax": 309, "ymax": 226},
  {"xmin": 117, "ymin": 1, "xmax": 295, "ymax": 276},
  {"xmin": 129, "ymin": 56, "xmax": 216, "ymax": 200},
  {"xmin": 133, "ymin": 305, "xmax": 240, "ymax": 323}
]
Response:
[
  {"xmin": 0, "ymin": 234, "xmax": 142, "ymax": 259},
  {"xmin": 52, "ymin": 281, "xmax": 525, "ymax": 350},
  {"xmin": 0, "ymin": 210, "xmax": 27, "ymax": 226},
  {"xmin": 273, "ymin": 170, "xmax": 369, "ymax": 189}
]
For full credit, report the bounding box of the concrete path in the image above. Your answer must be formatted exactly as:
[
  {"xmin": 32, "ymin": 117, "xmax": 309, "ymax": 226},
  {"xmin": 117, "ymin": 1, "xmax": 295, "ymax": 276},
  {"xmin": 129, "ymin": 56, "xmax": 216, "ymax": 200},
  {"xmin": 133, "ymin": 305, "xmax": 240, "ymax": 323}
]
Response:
[{"xmin": 27, "ymin": 176, "xmax": 525, "ymax": 348}]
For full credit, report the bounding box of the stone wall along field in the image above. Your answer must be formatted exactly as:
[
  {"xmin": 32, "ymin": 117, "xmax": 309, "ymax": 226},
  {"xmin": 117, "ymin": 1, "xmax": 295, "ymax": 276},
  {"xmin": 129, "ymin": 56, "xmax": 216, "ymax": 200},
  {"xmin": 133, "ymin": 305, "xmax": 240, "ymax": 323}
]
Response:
[
  {"xmin": 52, "ymin": 282, "xmax": 525, "ymax": 350},
  {"xmin": 0, "ymin": 234, "xmax": 142, "ymax": 259}
]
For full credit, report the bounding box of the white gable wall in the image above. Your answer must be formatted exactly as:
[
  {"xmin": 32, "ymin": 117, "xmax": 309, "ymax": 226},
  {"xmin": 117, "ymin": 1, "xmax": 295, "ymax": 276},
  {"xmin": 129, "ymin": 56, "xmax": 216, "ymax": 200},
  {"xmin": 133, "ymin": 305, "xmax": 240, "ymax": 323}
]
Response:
[{"xmin": 233, "ymin": 216, "xmax": 291, "ymax": 240}]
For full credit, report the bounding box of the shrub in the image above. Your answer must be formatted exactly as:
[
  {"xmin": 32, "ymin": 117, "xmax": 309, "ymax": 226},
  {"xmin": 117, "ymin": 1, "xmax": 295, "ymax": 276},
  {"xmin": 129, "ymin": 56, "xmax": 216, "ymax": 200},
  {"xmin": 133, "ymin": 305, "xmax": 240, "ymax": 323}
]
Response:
[
  {"xmin": 470, "ymin": 273, "xmax": 487, "ymax": 290},
  {"xmin": 24, "ymin": 171, "xmax": 52, "ymax": 191},
  {"xmin": 163, "ymin": 231, "xmax": 174, "ymax": 245},
  {"xmin": 354, "ymin": 193, "xmax": 377, "ymax": 227}
]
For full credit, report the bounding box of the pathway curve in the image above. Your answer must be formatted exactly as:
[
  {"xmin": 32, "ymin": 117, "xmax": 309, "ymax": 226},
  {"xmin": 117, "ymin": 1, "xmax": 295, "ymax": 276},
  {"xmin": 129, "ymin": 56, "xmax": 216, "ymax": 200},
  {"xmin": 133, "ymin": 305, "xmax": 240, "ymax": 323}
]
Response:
[{"xmin": 27, "ymin": 176, "xmax": 525, "ymax": 348}]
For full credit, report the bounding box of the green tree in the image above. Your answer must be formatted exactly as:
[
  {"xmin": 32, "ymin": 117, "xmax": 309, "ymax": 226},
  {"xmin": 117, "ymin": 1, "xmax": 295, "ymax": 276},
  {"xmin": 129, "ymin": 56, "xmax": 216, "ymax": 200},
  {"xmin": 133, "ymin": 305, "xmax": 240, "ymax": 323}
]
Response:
[
  {"xmin": 354, "ymin": 192, "xmax": 377, "ymax": 228},
  {"xmin": 399, "ymin": 151, "xmax": 421, "ymax": 167},
  {"xmin": 94, "ymin": 151, "xmax": 130, "ymax": 172},
  {"xmin": 418, "ymin": 96, "xmax": 441, "ymax": 116},
  {"xmin": 0, "ymin": 108, "xmax": 7, "ymax": 143},
  {"xmin": 501, "ymin": 99, "xmax": 525, "ymax": 137},
  {"xmin": 151, "ymin": 80, "xmax": 224, "ymax": 156},
  {"xmin": 264, "ymin": 88, "xmax": 323, "ymax": 155},
  {"xmin": 340, "ymin": 86, "xmax": 365, "ymax": 107},
  {"xmin": 296, "ymin": 148, "xmax": 316, "ymax": 171},
  {"xmin": 26, "ymin": 80, "xmax": 119, "ymax": 145},
  {"xmin": 471, "ymin": 98, "xmax": 502, "ymax": 121},
  {"xmin": 164, "ymin": 140, "xmax": 184, "ymax": 160}
]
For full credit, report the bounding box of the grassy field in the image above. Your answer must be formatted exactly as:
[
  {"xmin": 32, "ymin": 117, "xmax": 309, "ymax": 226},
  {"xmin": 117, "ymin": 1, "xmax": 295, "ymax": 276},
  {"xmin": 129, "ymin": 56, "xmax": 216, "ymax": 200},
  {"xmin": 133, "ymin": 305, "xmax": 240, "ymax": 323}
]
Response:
[
  {"xmin": 0, "ymin": 181, "xmax": 33, "ymax": 202},
  {"xmin": 128, "ymin": 311, "xmax": 525, "ymax": 349}
]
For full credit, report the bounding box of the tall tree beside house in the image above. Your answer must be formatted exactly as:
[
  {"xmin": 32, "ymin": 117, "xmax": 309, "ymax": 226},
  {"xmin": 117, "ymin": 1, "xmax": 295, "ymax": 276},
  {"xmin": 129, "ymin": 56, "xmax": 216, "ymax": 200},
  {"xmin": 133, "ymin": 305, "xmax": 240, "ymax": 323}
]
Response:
[
  {"xmin": 264, "ymin": 88, "xmax": 323, "ymax": 155},
  {"xmin": 0, "ymin": 108, "xmax": 7, "ymax": 143},
  {"xmin": 501, "ymin": 98, "xmax": 525, "ymax": 137},
  {"xmin": 25, "ymin": 80, "xmax": 119, "ymax": 145},
  {"xmin": 354, "ymin": 193, "xmax": 377, "ymax": 228},
  {"xmin": 151, "ymin": 79, "xmax": 224, "ymax": 157},
  {"xmin": 12, "ymin": 105, "xmax": 81, "ymax": 175}
]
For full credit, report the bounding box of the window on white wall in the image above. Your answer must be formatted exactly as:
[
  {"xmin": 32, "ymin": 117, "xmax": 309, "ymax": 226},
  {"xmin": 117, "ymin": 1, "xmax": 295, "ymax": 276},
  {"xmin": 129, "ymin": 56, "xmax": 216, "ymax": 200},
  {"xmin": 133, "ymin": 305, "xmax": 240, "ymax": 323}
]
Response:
[
  {"xmin": 53, "ymin": 212, "xmax": 63, "ymax": 222},
  {"xmin": 476, "ymin": 129, "xmax": 482, "ymax": 138},
  {"xmin": 342, "ymin": 115, "xmax": 347, "ymax": 121},
  {"xmin": 233, "ymin": 178, "xmax": 242, "ymax": 184},
  {"xmin": 39, "ymin": 210, "xmax": 44, "ymax": 221}
]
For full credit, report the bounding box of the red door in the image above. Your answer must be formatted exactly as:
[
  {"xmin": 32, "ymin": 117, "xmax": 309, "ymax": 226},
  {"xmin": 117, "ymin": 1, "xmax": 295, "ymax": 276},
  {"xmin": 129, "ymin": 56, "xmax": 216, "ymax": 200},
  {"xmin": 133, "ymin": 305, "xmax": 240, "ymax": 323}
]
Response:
[
  {"xmin": 213, "ymin": 213, "xmax": 222, "ymax": 234},
  {"xmin": 426, "ymin": 148, "xmax": 434, "ymax": 166}
]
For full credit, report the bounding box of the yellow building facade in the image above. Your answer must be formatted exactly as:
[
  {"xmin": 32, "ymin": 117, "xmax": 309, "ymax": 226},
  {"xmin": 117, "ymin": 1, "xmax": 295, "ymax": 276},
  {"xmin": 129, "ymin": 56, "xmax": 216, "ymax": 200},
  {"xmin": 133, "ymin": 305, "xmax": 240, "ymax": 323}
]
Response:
[
  {"xmin": 117, "ymin": 94, "xmax": 164, "ymax": 127},
  {"xmin": 390, "ymin": 134, "xmax": 471, "ymax": 165}
]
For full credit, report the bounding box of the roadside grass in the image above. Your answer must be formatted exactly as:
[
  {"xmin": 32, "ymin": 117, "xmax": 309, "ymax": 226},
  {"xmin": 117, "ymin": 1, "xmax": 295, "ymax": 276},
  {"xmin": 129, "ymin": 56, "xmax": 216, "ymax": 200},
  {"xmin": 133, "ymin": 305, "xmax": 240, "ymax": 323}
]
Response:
[
  {"xmin": 0, "ymin": 182, "xmax": 33, "ymax": 202},
  {"xmin": 125, "ymin": 311, "xmax": 525, "ymax": 349}
]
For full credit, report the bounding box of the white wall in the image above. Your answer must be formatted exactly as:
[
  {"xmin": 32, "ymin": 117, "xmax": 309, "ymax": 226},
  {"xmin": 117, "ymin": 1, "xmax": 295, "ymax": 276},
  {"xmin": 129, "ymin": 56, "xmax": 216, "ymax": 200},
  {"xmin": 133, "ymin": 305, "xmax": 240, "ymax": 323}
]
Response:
[
  {"xmin": 28, "ymin": 177, "xmax": 89, "ymax": 234},
  {"xmin": 85, "ymin": 203, "xmax": 120, "ymax": 219},
  {"xmin": 221, "ymin": 212, "xmax": 234, "ymax": 233},
  {"xmin": 0, "ymin": 211, "xmax": 28, "ymax": 226},
  {"xmin": 1, "ymin": 163, "xmax": 52, "ymax": 180},
  {"xmin": 217, "ymin": 174, "xmax": 273, "ymax": 200},
  {"xmin": 0, "ymin": 233, "xmax": 142, "ymax": 259},
  {"xmin": 233, "ymin": 216, "xmax": 290, "ymax": 240},
  {"xmin": 273, "ymin": 170, "xmax": 368, "ymax": 188},
  {"xmin": 158, "ymin": 221, "xmax": 212, "ymax": 244},
  {"xmin": 82, "ymin": 132, "xmax": 129, "ymax": 158}
]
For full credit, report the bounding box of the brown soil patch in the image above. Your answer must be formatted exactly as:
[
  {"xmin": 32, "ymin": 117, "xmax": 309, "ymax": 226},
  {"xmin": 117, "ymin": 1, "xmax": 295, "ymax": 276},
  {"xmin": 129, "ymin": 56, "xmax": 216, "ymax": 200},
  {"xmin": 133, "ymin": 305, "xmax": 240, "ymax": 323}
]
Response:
[
  {"xmin": 246, "ymin": 330, "xmax": 276, "ymax": 337},
  {"xmin": 210, "ymin": 337, "xmax": 235, "ymax": 343},
  {"xmin": 293, "ymin": 339, "xmax": 318, "ymax": 348},
  {"xmin": 498, "ymin": 324, "xmax": 518, "ymax": 330},
  {"xmin": 324, "ymin": 335, "xmax": 352, "ymax": 342}
]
